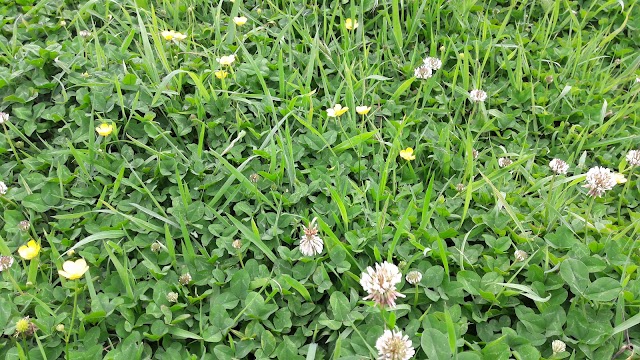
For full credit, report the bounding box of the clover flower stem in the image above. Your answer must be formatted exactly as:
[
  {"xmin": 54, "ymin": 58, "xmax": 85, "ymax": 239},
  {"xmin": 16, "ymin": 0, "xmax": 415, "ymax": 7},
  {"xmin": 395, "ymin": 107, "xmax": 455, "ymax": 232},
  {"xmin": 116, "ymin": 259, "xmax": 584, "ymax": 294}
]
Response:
[
  {"xmin": 22, "ymin": 335, "xmax": 31, "ymax": 360},
  {"xmin": 616, "ymin": 168, "xmax": 633, "ymax": 220},
  {"xmin": 379, "ymin": 303, "xmax": 389, "ymax": 329},
  {"xmin": 2, "ymin": 123, "xmax": 23, "ymax": 166},
  {"xmin": 545, "ymin": 174, "xmax": 557, "ymax": 221},
  {"xmin": 4, "ymin": 270, "xmax": 24, "ymax": 295},
  {"xmin": 237, "ymin": 249, "xmax": 244, "ymax": 268},
  {"xmin": 20, "ymin": 334, "xmax": 32, "ymax": 360},
  {"xmin": 584, "ymin": 197, "xmax": 595, "ymax": 244},
  {"xmin": 65, "ymin": 286, "xmax": 80, "ymax": 354},
  {"xmin": 414, "ymin": 284, "xmax": 419, "ymax": 307}
]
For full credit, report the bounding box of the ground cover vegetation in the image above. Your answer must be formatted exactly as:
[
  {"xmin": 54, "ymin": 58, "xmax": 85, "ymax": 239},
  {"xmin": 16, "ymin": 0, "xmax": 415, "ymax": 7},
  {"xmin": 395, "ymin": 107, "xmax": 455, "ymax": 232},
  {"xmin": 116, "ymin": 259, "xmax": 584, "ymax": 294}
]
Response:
[{"xmin": 1, "ymin": 0, "xmax": 640, "ymax": 358}]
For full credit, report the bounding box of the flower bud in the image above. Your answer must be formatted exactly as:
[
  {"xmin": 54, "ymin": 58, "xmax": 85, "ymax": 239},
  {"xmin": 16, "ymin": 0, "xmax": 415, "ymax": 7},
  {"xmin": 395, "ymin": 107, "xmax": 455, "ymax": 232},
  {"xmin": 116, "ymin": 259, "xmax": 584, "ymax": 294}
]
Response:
[{"xmin": 514, "ymin": 250, "xmax": 528, "ymax": 262}]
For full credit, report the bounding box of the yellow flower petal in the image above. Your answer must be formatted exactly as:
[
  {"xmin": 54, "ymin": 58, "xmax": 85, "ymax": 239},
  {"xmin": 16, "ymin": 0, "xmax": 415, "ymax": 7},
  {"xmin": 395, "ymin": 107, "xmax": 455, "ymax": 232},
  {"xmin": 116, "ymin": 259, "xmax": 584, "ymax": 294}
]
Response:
[
  {"xmin": 356, "ymin": 106, "xmax": 371, "ymax": 115},
  {"xmin": 613, "ymin": 172, "xmax": 627, "ymax": 184},
  {"xmin": 327, "ymin": 104, "xmax": 348, "ymax": 117},
  {"xmin": 345, "ymin": 18, "xmax": 358, "ymax": 30},
  {"xmin": 217, "ymin": 55, "xmax": 236, "ymax": 66},
  {"xmin": 18, "ymin": 240, "xmax": 40, "ymax": 260},
  {"xmin": 215, "ymin": 70, "xmax": 228, "ymax": 79},
  {"xmin": 59, "ymin": 258, "xmax": 89, "ymax": 280},
  {"xmin": 162, "ymin": 30, "xmax": 186, "ymax": 42},
  {"xmin": 233, "ymin": 16, "xmax": 248, "ymax": 26},
  {"xmin": 399, "ymin": 147, "xmax": 416, "ymax": 161},
  {"xmin": 95, "ymin": 123, "xmax": 114, "ymax": 136}
]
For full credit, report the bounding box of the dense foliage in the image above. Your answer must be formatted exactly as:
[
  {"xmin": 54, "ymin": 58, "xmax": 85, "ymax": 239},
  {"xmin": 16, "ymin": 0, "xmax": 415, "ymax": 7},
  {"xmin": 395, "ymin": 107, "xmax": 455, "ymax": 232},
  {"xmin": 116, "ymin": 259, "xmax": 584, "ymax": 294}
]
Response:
[{"xmin": 1, "ymin": 0, "xmax": 639, "ymax": 359}]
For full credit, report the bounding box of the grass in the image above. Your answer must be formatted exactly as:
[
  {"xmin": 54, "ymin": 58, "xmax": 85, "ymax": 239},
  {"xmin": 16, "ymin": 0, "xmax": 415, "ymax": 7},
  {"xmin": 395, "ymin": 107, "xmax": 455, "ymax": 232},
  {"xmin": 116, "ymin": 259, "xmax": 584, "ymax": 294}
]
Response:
[{"xmin": 0, "ymin": 0, "xmax": 639, "ymax": 359}]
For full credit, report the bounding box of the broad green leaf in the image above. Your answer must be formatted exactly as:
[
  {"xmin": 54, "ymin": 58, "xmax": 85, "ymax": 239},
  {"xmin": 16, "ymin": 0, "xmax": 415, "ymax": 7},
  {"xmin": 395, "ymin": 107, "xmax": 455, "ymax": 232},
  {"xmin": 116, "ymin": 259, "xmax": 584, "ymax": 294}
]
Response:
[
  {"xmin": 559, "ymin": 258, "xmax": 589, "ymax": 296},
  {"xmin": 330, "ymin": 291, "xmax": 351, "ymax": 322},
  {"xmin": 421, "ymin": 328, "xmax": 453, "ymax": 359},
  {"xmin": 584, "ymin": 278, "xmax": 621, "ymax": 302}
]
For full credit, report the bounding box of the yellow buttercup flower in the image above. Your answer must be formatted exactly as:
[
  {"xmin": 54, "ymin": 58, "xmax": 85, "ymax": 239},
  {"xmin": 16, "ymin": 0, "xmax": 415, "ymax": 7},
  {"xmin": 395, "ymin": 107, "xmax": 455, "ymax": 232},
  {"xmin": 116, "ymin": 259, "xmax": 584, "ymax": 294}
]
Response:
[
  {"xmin": 58, "ymin": 258, "xmax": 89, "ymax": 280},
  {"xmin": 18, "ymin": 240, "xmax": 40, "ymax": 260},
  {"xmin": 215, "ymin": 70, "xmax": 228, "ymax": 79},
  {"xmin": 233, "ymin": 16, "xmax": 248, "ymax": 26},
  {"xmin": 217, "ymin": 55, "xmax": 236, "ymax": 66},
  {"xmin": 96, "ymin": 123, "xmax": 114, "ymax": 136},
  {"xmin": 326, "ymin": 104, "xmax": 348, "ymax": 117},
  {"xmin": 345, "ymin": 18, "xmax": 358, "ymax": 30},
  {"xmin": 399, "ymin": 147, "xmax": 416, "ymax": 161},
  {"xmin": 356, "ymin": 106, "xmax": 371, "ymax": 115},
  {"xmin": 612, "ymin": 172, "xmax": 627, "ymax": 184},
  {"xmin": 161, "ymin": 30, "xmax": 187, "ymax": 42}
]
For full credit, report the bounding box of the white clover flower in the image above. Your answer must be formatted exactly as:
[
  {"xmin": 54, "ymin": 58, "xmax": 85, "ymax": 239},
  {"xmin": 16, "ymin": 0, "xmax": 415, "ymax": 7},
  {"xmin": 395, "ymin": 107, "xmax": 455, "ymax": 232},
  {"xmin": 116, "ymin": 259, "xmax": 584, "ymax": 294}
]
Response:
[
  {"xmin": 166, "ymin": 292, "xmax": 179, "ymax": 303},
  {"xmin": 375, "ymin": 330, "xmax": 415, "ymax": 360},
  {"xmin": 299, "ymin": 218, "xmax": 323, "ymax": 256},
  {"xmin": 549, "ymin": 158, "xmax": 569, "ymax": 175},
  {"xmin": 0, "ymin": 181, "xmax": 7, "ymax": 195},
  {"xmin": 0, "ymin": 112, "xmax": 8, "ymax": 124},
  {"xmin": 150, "ymin": 241, "xmax": 163, "ymax": 253},
  {"xmin": 405, "ymin": 271, "xmax": 422, "ymax": 285},
  {"xmin": 469, "ymin": 89, "xmax": 487, "ymax": 102},
  {"xmin": 423, "ymin": 56, "xmax": 442, "ymax": 70},
  {"xmin": 232, "ymin": 239, "xmax": 242, "ymax": 249},
  {"xmin": 472, "ymin": 148, "xmax": 478, "ymax": 159},
  {"xmin": 636, "ymin": 77, "xmax": 640, "ymax": 84},
  {"xmin": 0, "ymin": 255, "xmax": 14, "ymax": 272},
  {"xmin": 552, "ymin": 340, "xmax": 566, "ymax": 354},
  {"xmin": 514, "ymin": 249, "xmax": 528, "ymax": 262},
  {"xmin": 414, "ymin": 65, "xmax": 433, "ymax": 79},
  {"xmin": 456, "ymin": 183, "xmax": 466, "ymax": 192},
  {"xmin": 18, "ymin": 220, "xmax": 30, "ymax": 232},
  {"xmin": 583, "ymin": 166, "xmax": 616, "ymax": 197},
  {"xmin": 78, "ymin": 30, "xmax": 91, "ymax": 38},
  {"xmin": 360, "ymin": 261, "xmax": 405, "ymax": 307},
  {"xmin": 626, "ymin": 150, "xmax": 640, "ymax": 166},
  {"xmin": 498, "ymin": 157, "xmax": 512, "ymax": 167},
  {"xmin": 179, "ymin": 273, "xmax": 192, "ymax": 285}
]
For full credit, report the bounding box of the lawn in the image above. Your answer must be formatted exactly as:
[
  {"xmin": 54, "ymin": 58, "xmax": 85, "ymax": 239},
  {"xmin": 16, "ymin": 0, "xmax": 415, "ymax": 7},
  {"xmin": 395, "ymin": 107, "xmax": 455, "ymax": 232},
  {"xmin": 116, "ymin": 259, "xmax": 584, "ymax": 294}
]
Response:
[{"xmin": 1, "ymin": 0, "xmax": 640, "ymax": 359}]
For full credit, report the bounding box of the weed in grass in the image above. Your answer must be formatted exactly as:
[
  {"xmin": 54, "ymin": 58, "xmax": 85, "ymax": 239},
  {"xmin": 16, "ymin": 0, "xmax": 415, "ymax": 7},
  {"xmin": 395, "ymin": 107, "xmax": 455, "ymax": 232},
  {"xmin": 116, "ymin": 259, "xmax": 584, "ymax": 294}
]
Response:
[{"xmin": 1, "ymin": 0, "xmax": 640, "ymax": 359}]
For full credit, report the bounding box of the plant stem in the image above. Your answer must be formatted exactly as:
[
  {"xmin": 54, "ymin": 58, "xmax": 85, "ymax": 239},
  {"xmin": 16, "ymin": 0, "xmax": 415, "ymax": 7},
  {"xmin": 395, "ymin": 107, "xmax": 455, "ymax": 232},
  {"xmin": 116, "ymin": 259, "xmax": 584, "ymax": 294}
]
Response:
[
  {"xmin": 616, "ymin": 168, "xmax": 632, "ymax": 221},
  {"xmin": 584, "ymin": 197, "xmax": 595, "ymax": 244},
  {"xmin": 65, "ymin": 285, "xmax": 79, "ymax": 359},
  {"xmin": 2, "ymin": 123, "xmax": 23, "ymax": 165},
  {"xmin": 545, "ymin": 174, "xmax": 557, "ymax": 222},
  {"xmin": 237, "ymin": 250, "xmax": 244, "ymax": 268},
  {"xmin": 4, "ymin": 270, "xmax": 24, "ymax": 295},
  {"xmin": 22, "ymin": 335, "xmax": 31, "ymax": 360},
  {"xmin": 379, "ymin": 304, "xmax": 388, "ymax": 329}
]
